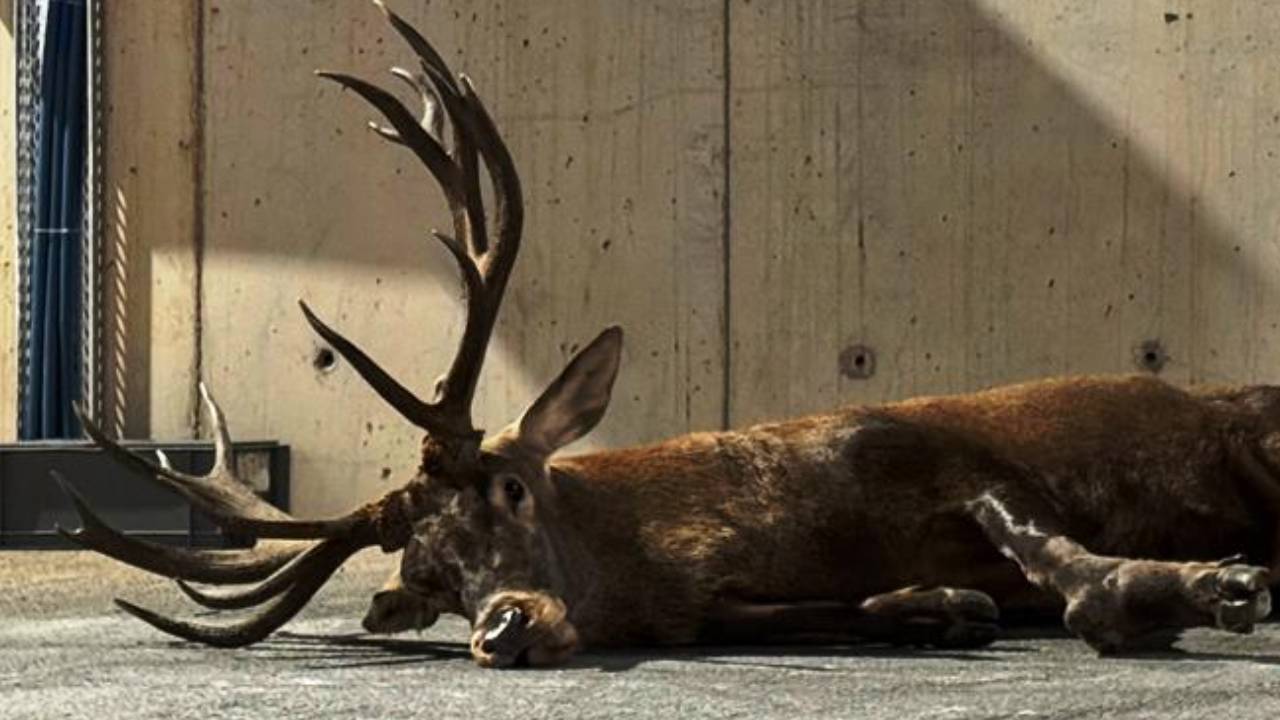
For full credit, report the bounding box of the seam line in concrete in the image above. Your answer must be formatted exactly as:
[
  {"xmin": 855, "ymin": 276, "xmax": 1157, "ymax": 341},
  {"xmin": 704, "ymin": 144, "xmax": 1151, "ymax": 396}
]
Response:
[
  {"xmin": 191, "ymin": 0, "xmax": 207, "ymax": 436},
  {"xmin": 720, "ymin": 0, "xmax": 732, "ymax": 431}
]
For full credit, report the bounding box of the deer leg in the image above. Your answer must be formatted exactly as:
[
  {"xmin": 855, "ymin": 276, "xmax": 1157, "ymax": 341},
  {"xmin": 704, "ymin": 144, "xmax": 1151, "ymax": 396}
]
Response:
[
  {"xmin": 856, "ymin": 586, "xmax": 1000, "ymax": 648},
  {"xmin": 704, "ymin": 588, "xmax": 998, "ymax": 649},
  {"xmin": 967, "ymin": 489, "xmax": 1272, "ymax": 654},
  {"xmin": 1227, "ymin": 435, "xmax": 1280, "ymax": 582},
  {"xmin": 361, "ymin": 566, "xmax": 440, "ymax": 635}
]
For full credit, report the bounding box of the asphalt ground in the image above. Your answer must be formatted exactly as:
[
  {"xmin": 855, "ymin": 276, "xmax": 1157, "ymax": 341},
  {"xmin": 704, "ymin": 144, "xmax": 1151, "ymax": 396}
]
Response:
[{"xmin": 2, "ymin": 550, "xmax": 1280, "ymax": 720}]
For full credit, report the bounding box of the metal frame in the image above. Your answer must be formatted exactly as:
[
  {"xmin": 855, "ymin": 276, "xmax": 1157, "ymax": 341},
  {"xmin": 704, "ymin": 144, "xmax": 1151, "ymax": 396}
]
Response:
[{"xmin": 0, "ymin": 440, "xmax": 290, "ymax": 549}]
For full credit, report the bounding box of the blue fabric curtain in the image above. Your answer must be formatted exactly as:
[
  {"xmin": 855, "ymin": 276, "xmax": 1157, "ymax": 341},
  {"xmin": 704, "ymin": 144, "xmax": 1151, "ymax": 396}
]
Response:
[{"xmin": 20, "ymin": 0, "xmax": 85, "ymax": 439}]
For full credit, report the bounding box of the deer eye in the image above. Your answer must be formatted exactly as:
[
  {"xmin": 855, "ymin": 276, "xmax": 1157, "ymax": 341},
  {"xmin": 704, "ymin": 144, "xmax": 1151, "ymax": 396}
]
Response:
[{"xmin": 501, "ymin": 477, "xmax": 525, "ymax": 506}]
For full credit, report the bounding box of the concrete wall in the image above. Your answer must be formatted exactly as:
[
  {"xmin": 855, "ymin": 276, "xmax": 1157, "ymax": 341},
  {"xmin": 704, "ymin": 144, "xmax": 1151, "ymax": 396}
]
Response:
[
  {"xmin": 99, "ymin": 0, "xmax": 203, "ymax": 439},
  {"xmin": 6, "ymin": 1, "xmax": 1280, "ymax": 513},
  {"xmin": 728, "ymin": 0, "xmax": 1280, "ymax": 424},
  {"xmin": 191, "ymin": 0, "xmax": 724, "ymax": 516}
]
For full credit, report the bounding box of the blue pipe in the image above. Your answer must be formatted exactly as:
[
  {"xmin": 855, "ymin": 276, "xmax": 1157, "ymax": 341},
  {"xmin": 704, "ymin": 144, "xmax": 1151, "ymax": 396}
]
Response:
[{"xmin": 22, "ymin": 0, "xmax": 86, "ymax": 439}]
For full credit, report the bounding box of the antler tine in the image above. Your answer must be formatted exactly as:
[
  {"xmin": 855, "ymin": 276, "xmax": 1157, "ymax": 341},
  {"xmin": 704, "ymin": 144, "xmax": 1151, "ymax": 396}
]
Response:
[
  {"xmin": 198, "ymin": 380, "xmax": 233, "ymax": 474},
  {"xmin": 389, "ymin": 66, "xmax": 445, "ymax": 141},
  {"xmin": 175, "ymin": 577, "xmax": 281, "ymax": 611},
  {"xmin": 429, "ymin": 73, "xmax": 523, "ymax": 415},
  {"xmin": 413, "ymin": 59, "xmax": 487, "ymax": 257},
  {"xmin": 293, "ymin": 235, "xmax": 483, "ymax": 442},
  {"xmin": 452, "ymin": 98, "xmax": 486, "ymax": 256},
  {"xmin": 371, "ymin": 0, "xmax": 459, "ymax": 94},
  {"xmin": 315, "ymin": 71, "xmax": 463, "ymax": 210},
  {"xmin": 52, "ymin": 472, "xmax": 308, "ymax": 584},
  {"xmin": 73, "ymin": 393, "xmax": 370, "ymax": 540},
  {"xmin": 458, "ymin": 73, "xmax": 523, "ymax": 258},
  {"xmin": 429, "ymin": 230, "xmax": 487, "ymax": 346},
  {"xmin": 297, "ymin": 299, "xmax": 480, "ymax": 442},
  {"xmin": 174, "ymin": 540, "xmax": 337, "ymax": 610},
  {"xmin": 114, "ymin": 537, "xmax": 363, "ymax": 648},
  {"xmin": 373, "ymin": 0, "xmax": 486, "ymax": 254}
]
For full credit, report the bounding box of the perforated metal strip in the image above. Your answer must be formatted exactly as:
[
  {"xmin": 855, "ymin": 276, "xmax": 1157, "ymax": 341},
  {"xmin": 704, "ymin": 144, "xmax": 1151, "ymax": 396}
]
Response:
[
  {"xmin": 14, "ymin": 0, "xmax": 42, "ymax": 438},
  {"xmin": 80, "ymin": 0, "xmax": 104, "ymax": 430}
]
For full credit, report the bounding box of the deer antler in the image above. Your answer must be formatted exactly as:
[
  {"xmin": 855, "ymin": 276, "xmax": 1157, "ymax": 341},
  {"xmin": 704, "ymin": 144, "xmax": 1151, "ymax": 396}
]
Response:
[
  {"xmin": 55, "ymin": 1, "xmax": 523, "ymax": 646},
  {"xmin": 304, "ymin": 0, "xmax": 523, "ymax": 457},
  {"xmin": 60, "ymin": 385, "xmax": 395, "ymax": 645},
  {"xmin": 76, "ymin": 385, "xmax": 375, "ymax": 540},
  {"xmin": 55, "ymin": 471, "xmax": 308, "ymax": 584}
]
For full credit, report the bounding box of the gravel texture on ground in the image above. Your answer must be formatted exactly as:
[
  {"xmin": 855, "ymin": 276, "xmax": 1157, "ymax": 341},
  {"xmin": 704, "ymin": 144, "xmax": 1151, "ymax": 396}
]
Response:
[{"xmin": 3, "ymin": 550, "xmax": 1280, "ymax": 719}]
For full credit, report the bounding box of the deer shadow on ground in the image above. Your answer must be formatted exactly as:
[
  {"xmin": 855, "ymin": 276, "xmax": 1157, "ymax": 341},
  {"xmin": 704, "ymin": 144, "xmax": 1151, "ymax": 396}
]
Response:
[
  {"xmin": 576, "ymin": 642, "xmax": 1027, "ymax": 674},
  {"xmin": 241, "ymin": 626, "xmax": 1280, "ymax": 673},
  {"xmin": 251, "ymin": 631, "xmax": 1021, "ymax": 672},
  {"xmin": 252, "ymin": 631, "xmax": 472, "ymax": 670}
]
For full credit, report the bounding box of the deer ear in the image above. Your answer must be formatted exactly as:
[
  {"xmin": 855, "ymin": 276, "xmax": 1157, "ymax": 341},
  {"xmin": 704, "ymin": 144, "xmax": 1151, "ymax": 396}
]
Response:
[{"xmin": 513, "ymin": 326, "xmax": 623, "ymax": 458}]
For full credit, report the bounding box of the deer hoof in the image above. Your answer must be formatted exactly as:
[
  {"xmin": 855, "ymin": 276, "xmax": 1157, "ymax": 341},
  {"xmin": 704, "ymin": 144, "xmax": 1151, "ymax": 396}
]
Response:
[
  {"xmin": 1213, "ymin": 565, "xmax": 1271, "ymax": 633},
  {"xmin": 861, "ymin": 586, "xmax": 1000, "ymax": 649},
  {"xmin": 929, "ymin": 589, "xmax": 1000, "ymax": 649}
]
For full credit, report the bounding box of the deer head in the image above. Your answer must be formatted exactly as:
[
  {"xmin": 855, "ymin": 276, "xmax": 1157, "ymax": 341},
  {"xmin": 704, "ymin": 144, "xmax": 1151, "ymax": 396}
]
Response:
[{"xmin": 57, "ymin": 1, "xmax": 621, "ymax": 661}]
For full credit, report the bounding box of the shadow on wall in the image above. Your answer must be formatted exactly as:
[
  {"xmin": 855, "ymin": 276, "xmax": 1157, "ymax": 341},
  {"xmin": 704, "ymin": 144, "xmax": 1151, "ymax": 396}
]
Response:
[
  {"xmin": 727, "ymin": 0, "xmax": 1280, "ymax": 424},
  {"xmin": 157, "ymin": 0, "xmax": 726, "ymax": 473},
  {"xmin": 113, "ymin": 1, "xmax": 1280, "ymax": 450}
]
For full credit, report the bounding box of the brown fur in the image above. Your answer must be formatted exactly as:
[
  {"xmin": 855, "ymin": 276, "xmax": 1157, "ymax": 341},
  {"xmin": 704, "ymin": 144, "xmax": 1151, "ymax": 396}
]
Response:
[{"xmin": 377, "ymin": 374, "xmax": 1279, "ymax": 663}]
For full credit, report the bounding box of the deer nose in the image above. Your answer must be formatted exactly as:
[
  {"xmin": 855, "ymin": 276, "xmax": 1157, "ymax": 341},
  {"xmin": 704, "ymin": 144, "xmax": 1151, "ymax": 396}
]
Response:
[{"xmin": 478, "ymin": 607, "xmax": 528, "ymax": 658}]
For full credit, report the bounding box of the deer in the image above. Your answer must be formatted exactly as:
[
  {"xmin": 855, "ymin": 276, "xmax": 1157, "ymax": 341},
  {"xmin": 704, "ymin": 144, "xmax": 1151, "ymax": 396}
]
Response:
[{"xmin": 55, "ymin": 1, "xmax": 1276, "ymax": 668}]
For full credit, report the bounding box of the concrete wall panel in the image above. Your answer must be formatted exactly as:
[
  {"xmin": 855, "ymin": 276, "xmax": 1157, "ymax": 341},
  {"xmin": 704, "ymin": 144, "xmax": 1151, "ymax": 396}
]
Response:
[
  {"xmin": 101, "ymin": 0, "xmax": 202, "ymax": 439},
  {"xmin": 728, "ymin": 0, "xmax": 1280, "ymax": 425},
  {"xmin": 199, "ymin": 1, "xmax": 726, "ymax": 516}
]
